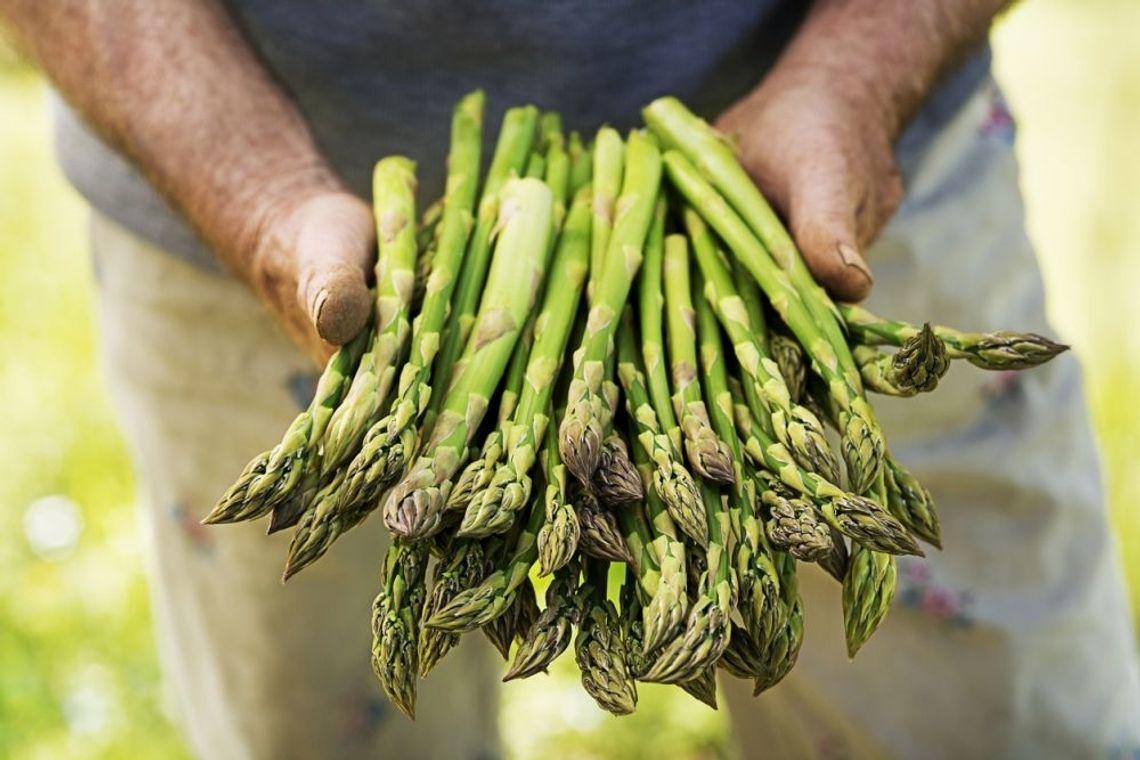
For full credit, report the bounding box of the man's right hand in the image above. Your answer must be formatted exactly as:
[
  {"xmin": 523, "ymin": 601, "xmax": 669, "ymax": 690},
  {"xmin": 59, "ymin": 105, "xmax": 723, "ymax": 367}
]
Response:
[
  {"xmin": 1, "ymin": 0, "xmax": 375, "ymax": 366},
  {"xmin": 248, "ymin": 190, "xmax": 375, "ymax": 365}
]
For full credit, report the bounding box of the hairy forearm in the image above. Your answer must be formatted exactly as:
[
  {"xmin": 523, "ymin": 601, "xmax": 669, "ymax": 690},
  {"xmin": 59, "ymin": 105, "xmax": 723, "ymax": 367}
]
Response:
[
  {"xmin": 0, "ymin": 0, "xmax": 341, "ymax": 279},
  {"xmin": 777, "ymin": 0, "xmax": 1011, "ymax": 138}
]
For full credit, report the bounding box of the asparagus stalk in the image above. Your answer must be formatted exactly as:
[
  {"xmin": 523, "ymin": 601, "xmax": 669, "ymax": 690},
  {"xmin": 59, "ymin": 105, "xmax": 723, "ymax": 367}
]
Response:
[
  {"xmin": 339, "ymin": 92, "xmax": 485, "ymax": 515},
  {"xmin": 568, "ymin": 131, "xmax": 593, "ymax": 194},
  {"xmin": 205, "ymin": 327, "xmax": 369, "ymax": 524},
  {"xmin": 321, "ymin": 156, "xmax": 419, "ymax": 474},
  {"xmin": 458, "ymin": 188, "xmax": 591, "ymax": 536},
  {"xmin": 483, "ymin": 575, "xmax": 540, "ymax": 659},
  {"xmin": 643, "ymin": 97, "xmax": 858, "ymax": 386},
  {"xmin": 575, "ymin": 560, "xmax": 639, "ymax": 715},
  {"xmin": 734, "ymin": 254, "xmax": 810, "ymax": 403},
  {"xmin": 731, "ymin": 391, "xmax": 920, "ymax": 557},
  {"xmin": 264, "ymin": 465, "xmax": 318, "ymax": 534},
  {"xmin": 452, "ymin": 312, "xmax": 535, "ymax": 526},
  {"xmin": 664, "ymin": 151, "xmax": 886, "ymax": 495},
  {"xmin": 694, "ymin": 282, "xmax": 783, "ymax": 654},
  {"xmin": 884, "ymin": 455, "xmax": 941, "ymax": 548},
  {"xmin": 589, "ymin": 126, "xmax": 625, "ymax": 296},
  {"xmin": 504, "ymin": 561, "xmax": 583, "ymax": 680},
  {"xmin": 370, "ymin": 541, "xmax": 429, "ymax": 720},
  {"xmin": 684, "ymin": 209, "xmax": 840, "ymax": 484},
  {"xmin": 592, "ymin": 432, "xmax": 644, "ymax": 506},
  {"xmin": 840, "ymin": 303, "xmax": 1068, "ymax": 370},
  {"xmin": 663, "ymin": 232, "xmax": 736, "ymax": 485},
  {"xmin": 524, "ymin": 152, "xmax": 546, "ymax": 180},
  {"xmin": 417, "ymin": 541, "xmax": 487, "ymax": 677},
  {"xmin": 770, "ymin": 331, "xmax": 807, "ymax": 403},
  {"xmin": 754, "ymin": 551, "xmax": 805, "ymax": 695},
  {"xmin": 542, "ymin": 118, "xmax": 571, "ymax": 229},
  {"xmin": 576, "ymin": 486, "xmax": 635, "ymax": 565},
  {"xmin": 537, "ymin": 408, "xmax": 582, "ymax": 575},
  {"xmin": 679, "ymin": 668, "xmax": 719, "ymax": 710},
  {"xmin": 425, "ymin": 493, "xmax": 545, "ymax": 632},
  {"xmin": 842, "ymin": 543, "xmax": 897, "ymax": 658},
  {"xmin": 560, "ymin": 130, "xmax": 662, "ymax": 484},
  {"xmin": 428, "ymin": 105, "xmax": 540, "ymax": 421},
  {"xmin": 616, "ymin": 475, "xmax": 687, "ymax": 654},
  {"xmin": 760, "ymin": 480, "xmax": 833, "ymax": 562},
  {"xmin": 638, "ymin": 502, "xmax": 733, "ymax": 685},
  {"xmin": 852, "ymin": 323, "xmax": 949, "ymax": 397},
  {"xmin": 817, "ymin": 527, "xmax": 851, "ymax": 584},
  {"xmin": 618, "ymin": 565, "xmax": 651, "ymax": 677},
  {"xmin": 383, "ymin": 178, "xmax": 553, "ymax": 539},
  {"xmin": 281, "ymin": 466, "xmax": 350, "ymax": 580},
  {"xmin": 719, "ymin": 628, "xmax": 767, "ymax": 680},
  {"xmin": 640, "ymin": 343, "xmax": 735, "ymax": 687},
  {"xmin": 616, "ymin": 318, "xmax": 707, "ymax": 546}
]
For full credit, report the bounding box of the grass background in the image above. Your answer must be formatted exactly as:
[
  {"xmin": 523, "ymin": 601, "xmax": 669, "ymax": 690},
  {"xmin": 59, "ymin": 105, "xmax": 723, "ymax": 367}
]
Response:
[{"xmin": 1, "ymin": 2, "xmax": 1136, "ymax": 757}]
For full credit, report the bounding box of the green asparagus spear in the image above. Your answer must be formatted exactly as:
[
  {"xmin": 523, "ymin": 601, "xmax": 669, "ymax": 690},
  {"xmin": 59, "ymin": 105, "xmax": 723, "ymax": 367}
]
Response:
[
  {"xmin": 425, "ymin": 492, "xmax": 545, "ymax": 632},
  {"xmin": 663, "ymin": 233, "xmax": 736, "ymax": 485},
  {"xmin": 664, "ymin": 151, "xmax": 886, "ymax": 494},
  {"xmin": 428, "ymin": 105, "xmax": 540, "ymax": 422},
  {"xmin": 205, "ymin": 327, "xmax": 369, "ymax": 524},
  {"xmin": 321, "ymin": 156, "xmax": 419, "ymax": 474},
  {"xmin": 684, "ymin": 209, "xmax": 840, "ymax": 484},
  {"xmin": 884, "ymin": 456, "xmax": 942, "ymax": 549},
  {"xmin": 339, "ymin": 91, "xmax": 485, "ymax": 513},
  {"xmin": 589, "ymin": 126, "xmax": 625, "ymax": 295},
  {"xmin": 616, "ymin": 476, "xmax": 687, "ymax": 655},
  {"xmin": 458, "ymin": 189, "xmax": 591, "ymax": 536},
  {"xmin": 694, "ymin": 281, "xmax": 783, "ymax": 653},
  {"xmin": 842, "ymin": 542, "xmax": 897, "ymax": 658},
  {"xmin": 731, "ymin": 394, "xmax": 920, "ymax": 557},
  {"xmin": 575, "ymin": 560, "xmax": 638, "ymax": 715},
  {"xmin": 504, "ymin": 563, "xmax": 583, "ymax": 680},
  {"xmin": 852, "ymin": 323, "xmax": 949, "ymax": 396},
  {"xmin": 560, "ymin": 130, "xmax": 662, "ymax": 484},
  {"xmin": 371, "ymin": 541, "xmax": 429, "ymax": 720},
  {"xmin": 592, "ymin": 432, "xmax": 644, "ymax": 506},
  {"xmin": 568, "ymin": 131, "xmax": 593, "ymax": 194},
  {"xmin": 537, "ymin": 408, "xmax": 582, "ymax": 575},
  {"xmin": 418, "ymin": 541, "xmax": 487, "ymax": 677},
  {"xmin": 383, "ymin": 178, "xmax": 553, "ymax": 539},
  {"xmin": 840, "ymin": 303, "xmax": 1068, "ymax": 370}
]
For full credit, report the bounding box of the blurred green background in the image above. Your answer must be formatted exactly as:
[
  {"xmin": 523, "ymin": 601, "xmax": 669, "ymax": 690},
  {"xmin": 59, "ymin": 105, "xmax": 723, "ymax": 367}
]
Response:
[{"xmin": 1, "ymin": 2, "xmax": 1137, "ymax": 758}]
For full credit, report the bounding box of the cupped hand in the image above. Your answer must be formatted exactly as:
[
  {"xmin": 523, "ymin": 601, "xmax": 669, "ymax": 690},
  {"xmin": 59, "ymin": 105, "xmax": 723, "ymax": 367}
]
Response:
[
  {"xmin": 716, "ymin": 66, "xmax": 903, "ymax": 302},
  {"xmin": 247, "ymin": 191, "xmax": 375, "ymax": 364}
]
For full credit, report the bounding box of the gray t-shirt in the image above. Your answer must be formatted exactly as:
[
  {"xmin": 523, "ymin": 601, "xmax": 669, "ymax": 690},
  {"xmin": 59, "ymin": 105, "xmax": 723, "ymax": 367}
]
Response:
[{"xmin": 53, "ymin": 0, "xmax": 990, "ymax": 271}]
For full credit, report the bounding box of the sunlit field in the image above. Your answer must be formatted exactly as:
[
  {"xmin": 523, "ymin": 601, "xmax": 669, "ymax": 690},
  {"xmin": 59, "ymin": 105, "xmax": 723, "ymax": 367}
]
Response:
[{"xmin": 1, "ymin": 2, "xmax": 1136, "ymax": 756}]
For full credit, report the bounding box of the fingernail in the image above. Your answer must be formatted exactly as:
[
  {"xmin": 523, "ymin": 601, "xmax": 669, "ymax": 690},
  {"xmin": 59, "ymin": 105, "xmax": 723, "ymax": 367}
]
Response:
[
  {"xmin": 836, "ymin": 242, "xmax": 873, "ymax": 283},
  {"xmin": 312, "ymin": 287, "xmax": 329, "ymax": 324}
]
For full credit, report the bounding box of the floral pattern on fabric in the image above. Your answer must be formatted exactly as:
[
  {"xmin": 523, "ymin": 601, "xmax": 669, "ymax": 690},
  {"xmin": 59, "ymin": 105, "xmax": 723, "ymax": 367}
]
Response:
[
  {"xmin": 897, "ymin": 561, "xmax": 975, "ymax": 628},
  {"xmin": 978, "ymin": 83, "xmax": 1016, "ymax": 145},
  {"xmin": 339, "ymin": 690, "xmax": 390, "ymax": 743},
  {"xmin": 171, "ymin": 501, "xmax": 216, "ymax": 555}
]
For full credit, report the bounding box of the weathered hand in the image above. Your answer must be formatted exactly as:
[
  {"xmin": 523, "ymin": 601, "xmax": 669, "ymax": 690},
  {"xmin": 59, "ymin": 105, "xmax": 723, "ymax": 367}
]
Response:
[
  {"xmin": 247, "ymin": 190, "xmax": 375, "ymax": 364},
  {"xmin": 717, "ymin": 66, "xmax": 902, "ymax": 303}
]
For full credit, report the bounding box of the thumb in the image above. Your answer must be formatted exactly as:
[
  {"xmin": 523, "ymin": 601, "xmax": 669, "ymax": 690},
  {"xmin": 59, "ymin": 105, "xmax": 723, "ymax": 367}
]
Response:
[
  {"xmin": 293, "ymin": 193, "xmax": 375, "ymax": 345},
  {"xmin": 786, "ymin": 173, "xmax": 875, "ymax": 303}
]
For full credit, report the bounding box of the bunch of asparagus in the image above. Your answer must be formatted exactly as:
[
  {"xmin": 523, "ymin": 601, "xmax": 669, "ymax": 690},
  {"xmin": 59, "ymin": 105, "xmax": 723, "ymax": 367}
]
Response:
[{"xmin": 205, "ymin": 91, "xmax": 1066, "ymax": 718}]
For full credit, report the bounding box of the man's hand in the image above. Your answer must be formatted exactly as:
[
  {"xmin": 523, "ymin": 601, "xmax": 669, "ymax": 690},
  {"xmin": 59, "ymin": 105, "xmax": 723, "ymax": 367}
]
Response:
[
  {"xmin": 0, "ymin": 0, "xmax": 374, "ymax": 365},
  {"xmin": 717, "ymin": 67, "xmax": 898, "ymax": 302},
  {"xmin": 717, "ymin": 0, "xmax": 1009, "ymax": 302},
  {"xmin": 248, "ymin": 191, "xmax": 375, "ymax": 364}
]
